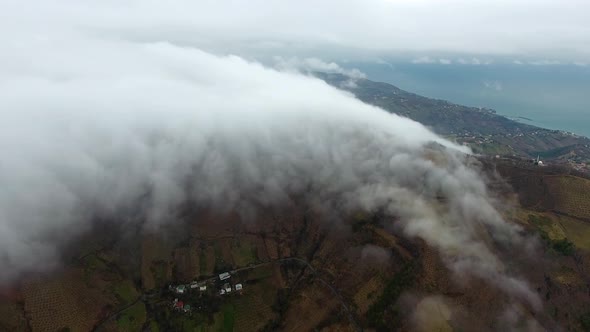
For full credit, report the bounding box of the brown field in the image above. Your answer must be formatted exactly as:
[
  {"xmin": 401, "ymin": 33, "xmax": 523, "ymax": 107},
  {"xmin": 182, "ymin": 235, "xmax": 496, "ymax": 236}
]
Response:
[
  {"xmin": 352, "ymin": 276, "xmax": 383, "ymax": 315},
  {"xmin": 173, "ymin": 246, "xmax": 200, "ymax": 282},
  {"xmin": 220, "ymin": 238, "xmax": 234, "ymax": 266},
  {"xmin": 282, "ymin": 284, "xmax": 339, "ymax": 332},
  {"xmin": 0, "ymin": 300, "xmax": 27, "ymax": 331},
  {"xmin": 255, "ymin": 236, "xmax": 269, "ymax": 261},
  {"xmin": 233, "ymin": 283, "xmax": 276, "ymax": 332},
  {"xmin": 264, "ymin": 238, "xmax": 279, "ymax": 260},
  {"xmin": 204, "ymin": 245, "xmax": 216, "ymax": 276},
  {"xmin": 22, "ymin": 269, "xmax": 110, "ymax": 332}
]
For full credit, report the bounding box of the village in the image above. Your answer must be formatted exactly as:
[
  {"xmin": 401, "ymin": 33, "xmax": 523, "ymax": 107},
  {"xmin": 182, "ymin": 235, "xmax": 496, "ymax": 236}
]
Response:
[{"xmin": 168, "ymin": 271, "xmax": 244, "ymax": 315}]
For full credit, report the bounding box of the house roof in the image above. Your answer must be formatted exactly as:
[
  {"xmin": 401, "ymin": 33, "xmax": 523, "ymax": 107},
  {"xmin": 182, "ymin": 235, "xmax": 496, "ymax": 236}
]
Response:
[{"xmin": 175, "ymin": 300, "xmax": 184, "ymax": 308}]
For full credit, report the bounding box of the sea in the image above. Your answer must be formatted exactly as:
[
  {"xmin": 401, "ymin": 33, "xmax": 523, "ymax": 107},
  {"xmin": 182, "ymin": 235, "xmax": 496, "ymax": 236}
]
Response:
[{"xmin": 348, "ymin": 62, "xmax": 590, "ymax": 138}]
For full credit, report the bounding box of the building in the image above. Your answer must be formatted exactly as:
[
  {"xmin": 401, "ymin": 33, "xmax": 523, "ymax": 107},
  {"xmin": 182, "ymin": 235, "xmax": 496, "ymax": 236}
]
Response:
[
  {"xmin": 220, "ymin": 289, "xmax": 226, "ymax": 295},
  {"xmin": 174, "ymin": 300, "xmax": 184, "ymax": 311},
  {"xmin": 199, "ymin": 285, "xmax": 207, "ymax": 291},
  {"xmin": 175, "ymin": 285, "xmax": 187, "ymax": 294},
  {"xmin": 235, "ymin": 283, "xmax": 243, "ymax": 291},
  {"xmin": 183, "ymin": 304, "xmax": 191, "ymax": 313},
  {"xmin": 219, "ymin": 272, "xmax": 231, "ymax": 281},
  {"xmin": 223, "ymin": 283, "xmax": 232, "ymax": 293},
  {"xmin": 190, "ymin": 281, "xmax": 199, "ymax": 289}
]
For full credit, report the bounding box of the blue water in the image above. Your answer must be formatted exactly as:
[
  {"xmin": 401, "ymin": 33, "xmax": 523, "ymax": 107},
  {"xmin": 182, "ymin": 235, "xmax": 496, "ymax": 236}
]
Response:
[{"xmin": 348, "ymin": 62, "xmax": 590, "ymax": 137}]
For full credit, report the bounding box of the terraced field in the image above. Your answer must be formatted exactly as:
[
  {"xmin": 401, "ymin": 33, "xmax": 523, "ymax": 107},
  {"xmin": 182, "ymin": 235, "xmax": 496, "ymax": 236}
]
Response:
[{"xmin": 545, "ymin": 176, "xmax": 590, "ymax": 220}]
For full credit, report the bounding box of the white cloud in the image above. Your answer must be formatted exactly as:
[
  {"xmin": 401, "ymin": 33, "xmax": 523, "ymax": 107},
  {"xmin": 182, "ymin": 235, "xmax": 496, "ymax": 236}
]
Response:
[
  {"xmin": 273, "ymin": 56, "xmax": 366, "ymax": 79},
  {"xmin": 439, "ymin": 58, "xmax": 452, "ymax": 65},
  {"xmin": 483, "ymin": 80, "xmax": 503, "ymax": 91},
  {"xmin": 412, "ymin": 56, "xmax": 436, "ymax": 64},
  {"xmin": 457, "ymin": 57, "xmax": 493, "ymax": 65},
  {"xmin": 528, "ymin": 60, "xmax": 562, "ymax": 66}
]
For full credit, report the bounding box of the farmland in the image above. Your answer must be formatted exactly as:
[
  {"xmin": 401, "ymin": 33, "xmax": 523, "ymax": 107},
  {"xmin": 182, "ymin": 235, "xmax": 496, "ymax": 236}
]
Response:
[
  {"xmin": 22, "ymin": 269, "xmax": 111, "ymax": 332},
  {"xmin": 545, "ymin": 176, "xmax": 590, "ymax": 220}
]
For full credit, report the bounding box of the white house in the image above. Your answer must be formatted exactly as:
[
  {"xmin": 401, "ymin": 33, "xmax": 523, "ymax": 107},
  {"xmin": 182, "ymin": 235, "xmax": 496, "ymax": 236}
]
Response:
[
  {"xmin": 175, "ymin": 285, "xmax": 187, "ymax": 294},
  {"xmin": 223, "ymin": 283, "xmax": 232, "ymax": 293}
]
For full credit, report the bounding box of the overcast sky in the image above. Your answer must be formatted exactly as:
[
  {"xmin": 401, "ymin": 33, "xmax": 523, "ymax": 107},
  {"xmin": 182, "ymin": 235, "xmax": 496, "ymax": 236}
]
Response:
[{"xmin": 2, "ymin": 0, "xmax": 589, "ymax": 64}]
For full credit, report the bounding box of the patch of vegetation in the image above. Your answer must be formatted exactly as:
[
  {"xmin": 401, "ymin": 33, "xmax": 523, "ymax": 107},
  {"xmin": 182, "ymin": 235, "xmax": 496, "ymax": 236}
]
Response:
[
  {"xmin": 528, "ymin": 214, "xmax": 552, "ymax": 228},
  {"xmin": 580, "ymin": 312, "xmax": 590, "ymax": 331},
  {"xmin": 552, "ymin": 239, "xmax": 575, "ymax": 256},
  {"xmin": 559, "ymin": 216, "xmax": 590, "ymax": 250},
  {"xmin": 113, "ymin": 280, "xmax": 138, "ymax": 305},
  {"xmin": 232, "ymin": 239, "xmax": 257, "ymax": 266},
  {"xmin": 222, "ymin": 304, "xmax": 235, "ymax": 332},
  {"xmin": 366, "ymin": 263, "xmax": 416, "ymax": 331},
  {"xmin": 149, "ymin": 320, "xmax": 160, "ymax": 332},
  {"xmin": 116, "ymin": 302, "xmax": 146, "ymax": 331},
  {"xmin": 247, "ymin": 266, "xmax": 273, "ymax": 281},
  {"xmin": 528, "ymin": 215, "xmax": 575, "ymax": 256}
]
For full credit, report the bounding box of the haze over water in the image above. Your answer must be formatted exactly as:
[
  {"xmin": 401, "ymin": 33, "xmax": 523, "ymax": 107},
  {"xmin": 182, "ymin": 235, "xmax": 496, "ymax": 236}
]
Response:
[{"xmin": 352, "ymin": 62, "xmax": 590, "ymax": 138}]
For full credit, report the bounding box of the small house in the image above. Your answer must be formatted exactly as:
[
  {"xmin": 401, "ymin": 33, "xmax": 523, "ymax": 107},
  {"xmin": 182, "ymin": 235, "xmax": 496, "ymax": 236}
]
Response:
[
  {"xmin": 219, "ymin": 272, "xmax": 231, "ymax": 281},
  {"xmin": 175, "ymin": 285, "xmax": 187, "ymax": 294},
  {"xmin": 199, "ymin": 285, "xmax": 207, "ymax": 291},
  {"xmin": 174, "ymin": 300, "xmax": 184, "ymax": 311},
  {"xmin": 190, "ymin": 282, "xmax": 199, "ymax": 289},
  {"xmin": 223, "ymin": 283, "xmax": 232, "ymax": 293},
  {"xmin": 235, "ymin": 283, "xmax": 243, "ymax": 291}
]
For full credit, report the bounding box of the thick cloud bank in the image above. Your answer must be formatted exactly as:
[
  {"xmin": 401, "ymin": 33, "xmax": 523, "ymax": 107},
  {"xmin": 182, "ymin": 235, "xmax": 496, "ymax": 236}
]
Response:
[{"xmin": 0, "ymin": 3, "xmax": 538, "ymax": 310}]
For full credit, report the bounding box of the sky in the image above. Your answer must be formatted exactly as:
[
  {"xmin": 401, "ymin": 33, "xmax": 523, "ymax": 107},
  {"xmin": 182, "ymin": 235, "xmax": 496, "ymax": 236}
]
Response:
[{"xmin": 2, "ymin": 0, "xmax": 589, "ymax": 64}]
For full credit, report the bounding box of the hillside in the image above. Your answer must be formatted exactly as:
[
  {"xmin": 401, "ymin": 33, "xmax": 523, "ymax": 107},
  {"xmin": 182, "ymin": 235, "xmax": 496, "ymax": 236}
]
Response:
[
  {"xmin": 3, "ymin": 160, "xmax": 590, "ymax": 331},
  {"xmin": 317, "ymin": 72, "xmax": 590, "ymax": 165}
]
